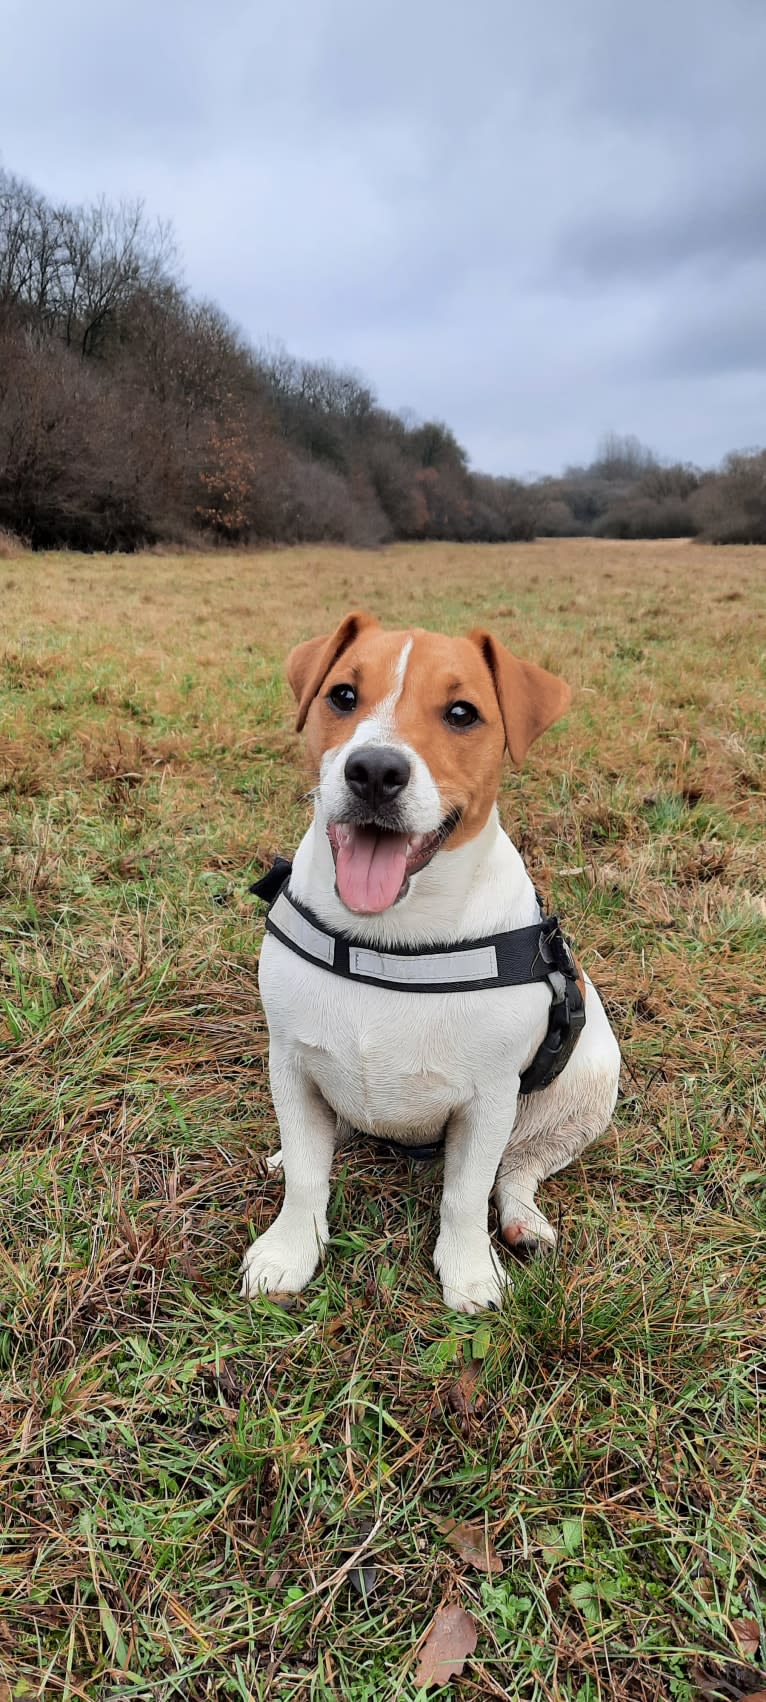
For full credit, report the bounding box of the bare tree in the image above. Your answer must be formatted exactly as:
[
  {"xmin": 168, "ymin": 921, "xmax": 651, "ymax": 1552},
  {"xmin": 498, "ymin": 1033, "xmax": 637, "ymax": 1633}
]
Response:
[
  {"xmin": 52, "ymin": 196, "xmax": 174, "ymax": 355},
  {"xmin": 593, "ymin": 431, "xmax": 658, "ymax": 482},
  {"xmin": 0, "ymin": 169, "xmax": 65, "ymax": 325}
]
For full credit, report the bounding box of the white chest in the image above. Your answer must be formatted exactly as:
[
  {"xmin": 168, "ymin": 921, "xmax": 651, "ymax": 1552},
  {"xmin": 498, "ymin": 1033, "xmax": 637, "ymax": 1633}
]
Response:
[{"xmin": 258, "ymin": 931, "xmax": 549, "ymax": 1139}]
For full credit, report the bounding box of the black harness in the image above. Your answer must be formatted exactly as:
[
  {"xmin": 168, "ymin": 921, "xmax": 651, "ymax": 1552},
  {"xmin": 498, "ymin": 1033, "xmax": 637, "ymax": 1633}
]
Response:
[{"xmin": 251, "ymin": 859, "xmax": 586, "ymax": 1128}]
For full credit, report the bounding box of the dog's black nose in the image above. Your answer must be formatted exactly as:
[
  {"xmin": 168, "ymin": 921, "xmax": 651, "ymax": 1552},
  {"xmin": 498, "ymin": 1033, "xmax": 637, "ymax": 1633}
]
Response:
[{"xmin": 344, "ymin": 744, "xmax": 411, "ymax": 811}]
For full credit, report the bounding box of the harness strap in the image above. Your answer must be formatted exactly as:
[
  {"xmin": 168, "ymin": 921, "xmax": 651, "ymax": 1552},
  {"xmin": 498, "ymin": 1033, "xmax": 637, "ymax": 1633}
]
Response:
[
  {"xmin": 251, "ymin": 859, "xmax": 586, "ymax": 1095},
  {"xmin": 252, "ymin": 856, "xmax": 293, "ymax": 904},
  {"xmin": 518, "ymin": 964, "xmax": 585, "ymax": 1093}
]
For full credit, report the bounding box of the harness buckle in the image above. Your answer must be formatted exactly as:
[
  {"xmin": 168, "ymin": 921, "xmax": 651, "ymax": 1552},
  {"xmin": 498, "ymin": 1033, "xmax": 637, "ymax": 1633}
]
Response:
[
  {"xmin": 521, "ymin": 918, "xmax": 586, "ymax": 1097},
  {"xmin": 536, "ymin": 916, "xmax": 576, "ymax": 978}
]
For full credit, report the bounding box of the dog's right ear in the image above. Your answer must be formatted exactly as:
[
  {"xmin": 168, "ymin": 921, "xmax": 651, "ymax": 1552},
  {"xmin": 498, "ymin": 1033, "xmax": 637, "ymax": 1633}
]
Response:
[{"xmin": 287, "ymin": 610, "xmax": 380, "ymax": 731}]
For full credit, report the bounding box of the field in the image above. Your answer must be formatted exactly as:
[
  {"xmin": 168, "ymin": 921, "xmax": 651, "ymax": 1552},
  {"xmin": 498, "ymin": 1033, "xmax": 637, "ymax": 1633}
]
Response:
[{"xmin": 0, "ymin": 538, "xmax": 764, "ymax": 1701}]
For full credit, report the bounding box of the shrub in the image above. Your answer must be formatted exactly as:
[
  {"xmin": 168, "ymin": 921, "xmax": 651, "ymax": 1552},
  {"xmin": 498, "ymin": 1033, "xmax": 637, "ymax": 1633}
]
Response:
[
  {"xmin": 692, "ymin": 451, "xmax": 766, "ymax": 543},
  {"xmin": 595, "ymin": 498, "xmax": 698, "ymax": 540}
]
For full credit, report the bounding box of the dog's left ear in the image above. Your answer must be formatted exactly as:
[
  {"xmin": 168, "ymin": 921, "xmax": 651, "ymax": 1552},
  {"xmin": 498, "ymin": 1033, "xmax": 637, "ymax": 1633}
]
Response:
[
  {"xmin": 469, "ymin": 629, "xmax": 571, "ymax": 766},
  {"xmin": 287, "ymin": 610, "xmax": 380, "ymax": 731}
]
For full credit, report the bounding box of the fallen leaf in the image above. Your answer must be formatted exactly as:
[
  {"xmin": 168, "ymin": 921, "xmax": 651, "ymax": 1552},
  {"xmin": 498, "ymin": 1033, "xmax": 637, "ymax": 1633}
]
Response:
[
  {"xmin": 340, "ymin": 1518, "xmax": 378, "ymax": 1600},
  {"xmin": 198, "ymin": 1359, "xmax": 248, "ymax": 1404},
  {"xmin": 178, "ymin": 1252, "xmax": 211, "ymax": 1289},
  {"xmin": 414, "ymin": 1603, "xmax": 478, "ymax": 1690},
  {"xmin": 445, "ymin": 1360, "xmax": 484, "ymax": 1434},
  {"xmin": 349, "ymin": 1563, "xmax": 377, "ymax": 1598},
  {"xmin": 732, "ymin": 1615, "xmax": 760, "ymax": 1658},
  {"xmin": 434, "ymin": 1517, "xmax": 502, "ymax": 1575}
]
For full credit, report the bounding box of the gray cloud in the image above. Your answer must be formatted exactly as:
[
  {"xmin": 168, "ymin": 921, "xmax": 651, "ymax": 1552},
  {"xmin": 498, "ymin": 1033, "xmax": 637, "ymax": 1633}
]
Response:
[
  {"xmin": 561, "ymin": 183, "xmax": 766, "ymax": 285},
  {"xmin": 3, "ymin": 0, "xmax": 765, "ymax": 472}
]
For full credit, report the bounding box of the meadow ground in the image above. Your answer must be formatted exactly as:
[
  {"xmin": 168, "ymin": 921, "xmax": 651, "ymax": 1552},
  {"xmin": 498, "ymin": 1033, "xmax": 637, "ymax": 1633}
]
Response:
[{"xmin": 0, "ymin": 538, "xmax": 764, "ymax": 1702}]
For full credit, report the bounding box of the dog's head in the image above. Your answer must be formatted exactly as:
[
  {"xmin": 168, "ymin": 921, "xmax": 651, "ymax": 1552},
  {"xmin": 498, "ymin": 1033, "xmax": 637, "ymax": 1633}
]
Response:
[{"xmin": 287, "ymin": 611, "xmax": 570, "ymax": 915}]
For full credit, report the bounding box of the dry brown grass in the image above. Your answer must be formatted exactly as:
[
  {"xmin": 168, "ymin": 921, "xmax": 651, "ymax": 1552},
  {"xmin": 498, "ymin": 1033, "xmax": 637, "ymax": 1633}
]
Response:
[
  {"xmin": 0, "ymin": 527, "xmax": 25, "ymax": 560},
  {"xmin": 0, "ymin": 539, "xmax": 764, "ymax": 1700}
]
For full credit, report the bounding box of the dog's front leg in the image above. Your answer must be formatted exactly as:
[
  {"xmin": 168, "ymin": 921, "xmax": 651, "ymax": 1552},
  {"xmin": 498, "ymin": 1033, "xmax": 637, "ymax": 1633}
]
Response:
[
  {"xmin": 433, "ymin": 1083, "xmax": 517, "ymax": 1314},
  {"xmin": 240, "ymin": 1050, "xmax": 335, "ymax": 1299}
]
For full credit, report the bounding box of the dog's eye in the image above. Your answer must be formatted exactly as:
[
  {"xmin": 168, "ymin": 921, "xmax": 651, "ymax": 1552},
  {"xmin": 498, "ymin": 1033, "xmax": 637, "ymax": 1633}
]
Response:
[
  {"xmin": 327, "ymin": 682, "xmax": 357, "ymax": 714},
  {"xmin": 444, "ymin": 700, "xmax": 481, "ymax": 731}
]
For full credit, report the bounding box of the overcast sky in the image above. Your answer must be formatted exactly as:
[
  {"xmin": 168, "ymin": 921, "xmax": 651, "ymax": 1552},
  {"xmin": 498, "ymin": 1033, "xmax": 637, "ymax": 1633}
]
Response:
[{"xmin": 4, "ymin": 0, "xmax": 765, "ymax": 474}]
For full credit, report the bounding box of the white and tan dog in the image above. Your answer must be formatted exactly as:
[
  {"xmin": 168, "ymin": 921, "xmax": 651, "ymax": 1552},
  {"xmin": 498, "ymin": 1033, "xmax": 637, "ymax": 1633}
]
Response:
[{"xmin": 242, "ymin": 612, "xmax": 620, "ymax": 1313}]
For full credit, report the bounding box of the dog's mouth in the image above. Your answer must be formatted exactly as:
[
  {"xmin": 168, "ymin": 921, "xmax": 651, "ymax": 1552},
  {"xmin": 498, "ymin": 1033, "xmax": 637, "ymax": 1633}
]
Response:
[{"xmin": 327, "ymin": 811, "xmax": 460, "ymax": 914}]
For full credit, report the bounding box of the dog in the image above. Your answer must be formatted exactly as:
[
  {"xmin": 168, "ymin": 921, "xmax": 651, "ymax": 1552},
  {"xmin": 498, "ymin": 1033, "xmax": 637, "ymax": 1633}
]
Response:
[{"xmin": 242, "ymin": 612, "xmax": 620, "ymax": 1313}]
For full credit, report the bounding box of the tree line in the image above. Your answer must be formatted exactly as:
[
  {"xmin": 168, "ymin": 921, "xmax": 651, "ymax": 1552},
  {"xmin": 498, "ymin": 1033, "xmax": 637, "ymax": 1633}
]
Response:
[{"xmin": 1, "ymin": 168, "xmax": 764, "ymax": 551}]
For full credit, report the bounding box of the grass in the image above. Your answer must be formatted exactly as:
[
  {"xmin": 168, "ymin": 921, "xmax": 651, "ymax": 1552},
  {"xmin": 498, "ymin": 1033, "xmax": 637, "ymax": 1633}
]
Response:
[{"xmin": 0, "ymin": 537, "xmax": 764, "ymax": 1701}]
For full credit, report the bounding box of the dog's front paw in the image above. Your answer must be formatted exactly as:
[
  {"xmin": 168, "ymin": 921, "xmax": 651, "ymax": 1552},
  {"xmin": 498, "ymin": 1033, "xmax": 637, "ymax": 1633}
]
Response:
[
  {"xmin": 433, "ymin": 1229, "xmax": 507, "ymax": 1314},
  {"xmin": 240, "ymin": 1214, "xmax": 327, "ymax": 1299}
]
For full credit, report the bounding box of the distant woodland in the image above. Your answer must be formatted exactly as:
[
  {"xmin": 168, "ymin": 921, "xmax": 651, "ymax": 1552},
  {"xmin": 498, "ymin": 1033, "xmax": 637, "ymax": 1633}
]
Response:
[{"xmin": 2, "ymin": 169, "xmax": 764, "ymax": 551}]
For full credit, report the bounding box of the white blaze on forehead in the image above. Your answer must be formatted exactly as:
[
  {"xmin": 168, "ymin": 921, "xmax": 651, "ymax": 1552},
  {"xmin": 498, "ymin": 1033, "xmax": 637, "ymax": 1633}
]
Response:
[
  {"xmin": 317, "ymin": 632, "xmax": 443, "ymax": 836},
  {"xmin": 370, "ymin": 637, "xmax": 413, "ymax": 739},
  {"xmin": 319, "ymin": 637, "xmax": 414, "ymax": 776},
  {"xmin": 392, "ymin": 637, "xmax": 413, "ymax": 700}
]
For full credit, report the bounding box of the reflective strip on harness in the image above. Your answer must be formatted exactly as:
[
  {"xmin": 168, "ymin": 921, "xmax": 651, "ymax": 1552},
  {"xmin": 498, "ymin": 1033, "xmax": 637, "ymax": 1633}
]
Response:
[
  {"xmin": 269, "ymin": 891, "xmax": 335, "ymax": 966},
  {"xmin": 348, "ymin": 941, "xmax": 498, "ymax": 986}
]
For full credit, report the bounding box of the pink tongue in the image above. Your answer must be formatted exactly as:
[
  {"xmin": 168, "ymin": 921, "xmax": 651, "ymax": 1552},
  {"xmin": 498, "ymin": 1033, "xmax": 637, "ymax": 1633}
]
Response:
[{"xmin": 335, "ymin": 827, "xmax": 409, "ymax": 913}]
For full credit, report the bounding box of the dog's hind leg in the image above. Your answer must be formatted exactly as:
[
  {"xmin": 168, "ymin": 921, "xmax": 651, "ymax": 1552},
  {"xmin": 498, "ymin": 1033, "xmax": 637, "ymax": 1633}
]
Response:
[
  {"xmin": 494, "ymin": 980, "xmax": 620, "ymax": 1252},
  {"xmin": 494, "ymin": 1120, "xmax": 588, "ymax": 1254}
]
